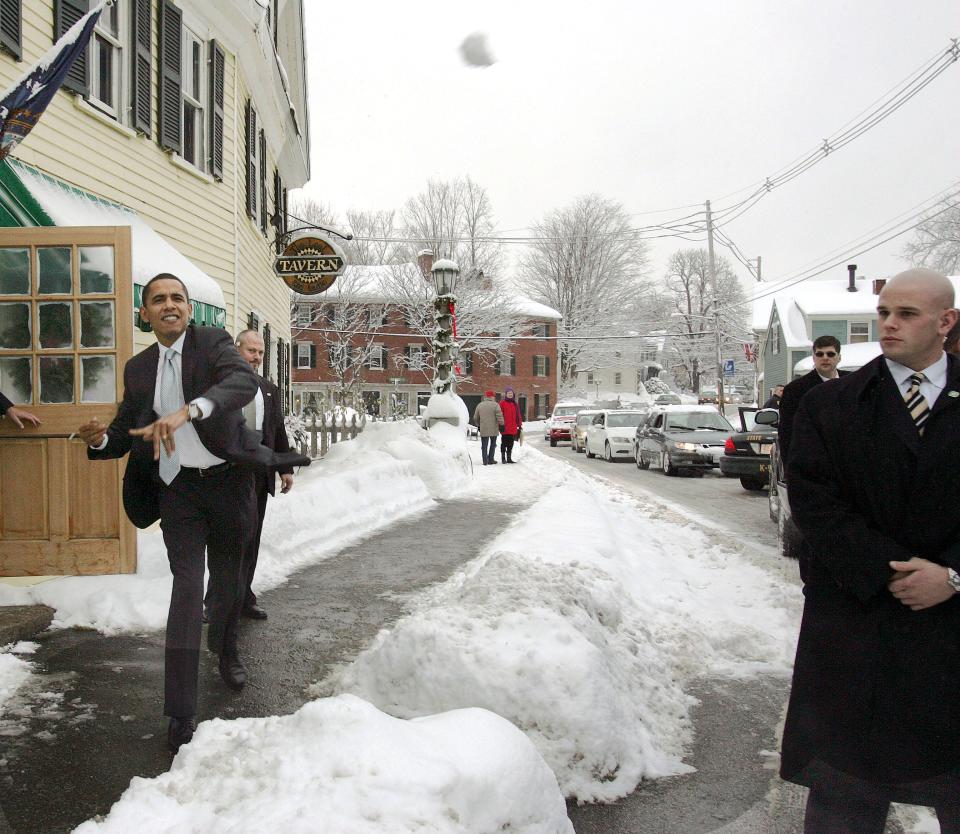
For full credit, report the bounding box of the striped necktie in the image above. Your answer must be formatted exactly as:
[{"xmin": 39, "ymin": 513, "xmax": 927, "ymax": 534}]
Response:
[{"xmin": 903, "ymin": 372, "xmax": 931, "ymax": 435}]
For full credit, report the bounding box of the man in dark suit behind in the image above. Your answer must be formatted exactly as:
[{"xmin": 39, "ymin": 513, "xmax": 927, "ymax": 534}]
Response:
[
  {"xmin": 777, "ymin": 335, "xmax": 848, "ymax": 466},
  {"xmin": 781, "ymin": 269, "xmax": 960, "ymax": 832},
  {"xmin": 224, "ymin": 328, "xmax": 294, "ymax": 620},
  {"xmin": 78, "ymin": 274, "xmax": 307, "ymax": 752}
]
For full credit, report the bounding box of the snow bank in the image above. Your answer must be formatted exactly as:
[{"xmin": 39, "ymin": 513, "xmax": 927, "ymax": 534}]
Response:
[
  {"xmin": 0, "ymin": 421, "xmax": 468, "ymax": 635},
  {"xmin": 73, "ymin": 695, "xmax": 573, "ymax": 834},
  {"xmin": 321, "ymin": 454, "xmax": 798, "ymax": 802},
  {"xmin": 0, "ymin": 646, "xmax": 33, "ymax": 715}
]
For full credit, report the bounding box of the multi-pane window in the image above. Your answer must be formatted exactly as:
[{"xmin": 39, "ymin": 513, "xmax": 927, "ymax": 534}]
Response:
[
  {"xmin": 531, "ymin": 323, "xmax": 549, "ymax": 338},
  {"xmin": 771, "ymin": 322, "xmax": 781, "ymax": 354},
  {"xmin": 534, "ymin": 355, "xmax": 548, "ymax": 376},
  {"xmin": 296, "ymin": 304, "xmax": 311, "ymax": 328},
  {"xmin": 499, "ymin": 354, "xmax": 515, "ymax": 376},
  {"xmin": 366, "ymin": 345, "xmax": 386, "ymax": 370},
  {"xmin": 586, "ymin": 371, "xmax": 595, "ymax": 385},
  {"xmin": 90, "ymin": 2, "xmax": 122, "ymax": 117},
  {"xmin": 849, "ymin": 321, "xmax": 870, "ymax": 344},
  {"xmin": 614, "ymin": 372, "xmax": 622, "ymax": 385},
  {"xmin": 181, "ymin": 26, "xmax": 206, "ymax": 170},
  {"xmin": 296, "ymin": 342, "xmax": 311, "ymax": 369}
]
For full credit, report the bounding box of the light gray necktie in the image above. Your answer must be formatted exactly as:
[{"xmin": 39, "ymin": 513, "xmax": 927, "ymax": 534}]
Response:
[
  {"xmin": 243, "ymin": 392, "xmax": 261, "ymax": 441},
  {"xmin": 159, "ymin": 347, "xmax": 183, "ymax": 484}
]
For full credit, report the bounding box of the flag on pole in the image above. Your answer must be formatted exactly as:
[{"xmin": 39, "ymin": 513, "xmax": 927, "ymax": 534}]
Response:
[{"xmin": 0, "ymin": 0, "xmax": 109, "ymax": 162}]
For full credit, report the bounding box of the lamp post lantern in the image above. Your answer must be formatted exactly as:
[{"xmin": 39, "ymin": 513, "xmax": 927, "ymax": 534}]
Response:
[{"xmin": 430, "ymin": 259, "xmax": 460, "ymax": 396}]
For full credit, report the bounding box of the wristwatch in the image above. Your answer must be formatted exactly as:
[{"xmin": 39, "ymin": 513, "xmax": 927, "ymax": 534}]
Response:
[
  {"xmin": 186, "ymin": 402, "xmax": 202, "ymax": 422},
  {"xmin": 948, "ymin": 568, "xmax": 960, "ymax": 594}
]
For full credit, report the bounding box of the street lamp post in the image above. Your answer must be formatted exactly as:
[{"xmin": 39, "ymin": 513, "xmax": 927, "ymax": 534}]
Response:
[{"xmin": 430, "ymin": 259, "xmax": 460, "ymax": 396}]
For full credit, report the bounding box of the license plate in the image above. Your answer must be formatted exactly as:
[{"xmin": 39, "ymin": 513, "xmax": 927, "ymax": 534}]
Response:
[{"xmin": 759, "ymin": 443, "xmax": 772, "ymax": 454}]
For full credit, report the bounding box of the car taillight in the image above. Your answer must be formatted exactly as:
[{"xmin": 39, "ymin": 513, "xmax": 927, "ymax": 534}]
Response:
[{"xmin": 724, "ymin": 436, "xmax": 736, "ymax": 453}]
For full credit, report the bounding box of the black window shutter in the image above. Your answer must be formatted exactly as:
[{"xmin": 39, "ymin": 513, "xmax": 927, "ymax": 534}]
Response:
[
  {"xmin": 129, "ymin": 0, "xmax": 151, "ymax": 134},
  {"xmin": 546, "ymin": 356, "xmax": 551, "ymax": 376},
  {"xmin": 0, "ymin": 0, "xmax": 22, "ymax": 61},
  {"xmin": 208, "ymin": 40, "xmax": 225, "ymax": 179},
  {"xmin": 510, "ymin": 356, "xmax": 516, "ymax": 376},
  {"xmin": 263, "ymin": 323, "xmax": 272, "ymax": 380},
  {"xmin": 259, "ymin": 130, "xmax": 267, "ymax": 233},
  {"xmin": 533, "ymin": 356, "xmax": 537, "ymax": 375},
  {"xmin": 309, "ymin": 343, "xmax": 316, "ymax": 368},
  {"xmin": 273, "ymin": 169, "xmax": 283, "ymax": 252},
  {"xmin": 157, "ymin": 0, "xmax": 182, "ymax": 153},
  {"xmin": 494, "ymin": 360, "xmax": 500, "ymax": 376},
  {"xmin": 55, "ymin": 0, "xmax": 89, "ymax": 95},
  {"xmin": 245, "ymin": 101, "xmax": 257, "ymax": 218}
]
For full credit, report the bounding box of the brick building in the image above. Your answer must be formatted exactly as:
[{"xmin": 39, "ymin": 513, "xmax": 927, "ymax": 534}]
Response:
[{"xmin": 291, "ymin": 254, "xmax": 561, "ymax": 422}]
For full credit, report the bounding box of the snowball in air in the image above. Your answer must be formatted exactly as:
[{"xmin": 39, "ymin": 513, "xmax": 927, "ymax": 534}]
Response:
[{"xmin": 459, "ymin": 32, "xmax": 496, "ymax": 68}]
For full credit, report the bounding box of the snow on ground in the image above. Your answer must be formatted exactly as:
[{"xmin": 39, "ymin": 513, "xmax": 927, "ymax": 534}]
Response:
[
  {"xmin": 318, "ymin": 441, "xmax": 800, "ymax": 802},
  {"xmin": 0, "ymin": 420, "xmax": 469, "ymax": 638},
  {"xmin": 73, "ymin": 695, "xmax": 573, "ymax": 834},
  {"xmin": 1, "ymin": 417, "xmax": 805, "ymax": 831}
]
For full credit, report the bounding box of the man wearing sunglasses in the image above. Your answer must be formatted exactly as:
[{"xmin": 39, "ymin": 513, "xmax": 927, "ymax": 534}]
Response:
[
  {"xmin": 777, "ymin": 335, "xmax": 847, "ymax": 466},
  {"xmin": 781, "ymin": 268, "xmax": 960, "ymax": 833}
]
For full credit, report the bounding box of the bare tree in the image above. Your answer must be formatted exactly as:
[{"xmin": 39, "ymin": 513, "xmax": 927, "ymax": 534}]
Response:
[
  {"xmin": 517, "ymin": 194, "xmax": 651, "ymax": 387},
  {"xmin": 658, "ymin": 248, "xmax": 748, "ymax": 393},
  {"xmin": 400, "ymin": 177, "xmax": 504, "ymax": 279},
  {"xmin": 903, "ymin": 197, "xmax": 960, "ymax": 275},
  {"xmin": 378, "ymin": 263, "xmax": 522, "ymax": 384}
]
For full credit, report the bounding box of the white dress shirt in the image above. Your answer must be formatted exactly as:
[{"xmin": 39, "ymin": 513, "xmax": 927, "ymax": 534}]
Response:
[
  {"xmin": 885, "ymin": 352, "xmax": 948, "ymax": 407},
  {"xmin": 92, "ymin": 332, "xmax": 221, "ymax": 466}
]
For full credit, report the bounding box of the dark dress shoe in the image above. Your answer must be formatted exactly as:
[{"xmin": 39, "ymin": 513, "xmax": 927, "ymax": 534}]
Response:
[
  {"xmin": 218, "ymin": 653, "xmax": 247, "ymax": 691},
  {"xmin": 242, "ymin": 604, "xmax": 267, "ymax": 620},
  {"xmin": 168, "ymin": 716, "xmax": 197, "ymax": 752}
]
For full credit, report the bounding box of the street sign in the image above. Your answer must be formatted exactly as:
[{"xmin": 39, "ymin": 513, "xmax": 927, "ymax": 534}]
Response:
[{"xmin": 723, "ymin": 359, "xmax": 735, "ymax": 377}]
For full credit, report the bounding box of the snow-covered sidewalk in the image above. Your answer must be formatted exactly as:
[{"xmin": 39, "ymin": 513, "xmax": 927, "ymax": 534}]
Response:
[{"xmin": 2, "ymin": 420, "xmax": 802, "ymax": 833}]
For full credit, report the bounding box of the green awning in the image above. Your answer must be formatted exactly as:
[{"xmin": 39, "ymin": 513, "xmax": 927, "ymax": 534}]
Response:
[{"xmin": 0, "ymin": 158, "xmax": 227, "ymax": 331}]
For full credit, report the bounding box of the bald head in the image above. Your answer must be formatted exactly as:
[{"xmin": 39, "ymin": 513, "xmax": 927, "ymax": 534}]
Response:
[
  {"xmin": 877, "ymin": 268, "xmax": 958, "ymax": 370},
  {"xmin": 235, "ymin": 329, "xmax": 265, "ymax": 371},
  {"xmin": 882, "ymin": 268, "xmax": 955, "ymax": 309}
]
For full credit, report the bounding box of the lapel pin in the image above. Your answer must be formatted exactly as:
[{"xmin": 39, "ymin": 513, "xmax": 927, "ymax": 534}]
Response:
[{"xmin": 949, "ymin": 391, "xmax": 960, "ymax": 398}]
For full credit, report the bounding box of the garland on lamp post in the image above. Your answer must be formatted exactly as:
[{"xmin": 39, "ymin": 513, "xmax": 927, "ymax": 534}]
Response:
[{"xmin": 430, "ymin": 259, "xmax": 460, "ymax": 395}]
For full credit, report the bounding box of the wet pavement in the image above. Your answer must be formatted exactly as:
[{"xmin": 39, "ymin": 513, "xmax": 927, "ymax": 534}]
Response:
[{"xmin": 0, "ymin": 499, "xmax": 519, "ymax": 834}]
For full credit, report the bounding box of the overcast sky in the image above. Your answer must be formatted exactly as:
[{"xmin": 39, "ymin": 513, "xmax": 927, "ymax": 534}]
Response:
[{"xmin": 298, "ymin": 1, "xmax": 960, "ymax": 302}]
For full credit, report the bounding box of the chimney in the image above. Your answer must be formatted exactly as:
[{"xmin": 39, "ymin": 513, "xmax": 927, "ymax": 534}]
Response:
[
  {"xmin": 846, "ymin": 263, "xmax": 858, "ymax": 292},
  {"xmin": 872, "ymin": 278, "xmax": 886, "ymax": 295},
  {"xmin": 417, "ymin": 249, "xmax": 434, "ymax": 280}
]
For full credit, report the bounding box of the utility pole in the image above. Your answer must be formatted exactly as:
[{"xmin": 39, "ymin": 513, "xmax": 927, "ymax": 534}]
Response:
[
  {"xmin": 754, "ymin": 255, "xmax": 762, "ymax": 282},
  {"xmin": 705, "ymin": 200, "xmax": 724, "ymax": 413}
]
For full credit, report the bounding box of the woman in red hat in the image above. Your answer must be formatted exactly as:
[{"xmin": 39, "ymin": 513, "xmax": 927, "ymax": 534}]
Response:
[{"xmin": 498, "ymin": 387, "xmax": 522, "ymax": 463}]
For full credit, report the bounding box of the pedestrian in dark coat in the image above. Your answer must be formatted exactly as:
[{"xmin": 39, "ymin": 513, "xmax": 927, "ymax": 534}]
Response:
[
  {"xmin": 781, "ymin": 268, "xmax": 960, "ymax": 832},
  {"xmin": 498, "ymin": 386, "xmax": 522, "ymax": 463},
  {"xmin": 777, "ymin": 335, "xmax": 849, "ymax": 467},
  {"xmin": 762, "ymin": 385, "xmax": 784, "ymax": 409}
]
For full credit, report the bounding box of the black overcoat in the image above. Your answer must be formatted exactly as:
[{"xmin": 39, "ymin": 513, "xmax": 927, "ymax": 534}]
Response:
[
  {"xmin": 90, "ymin": 325, "xmax": 305, "ymax": 527},
  {"xmin": 257, "ymin": 376, "xmax": 293, "ymax": 497},
  {"xmin": 780, "ymin": 354, "xmax": 960, "ymax": 786}
]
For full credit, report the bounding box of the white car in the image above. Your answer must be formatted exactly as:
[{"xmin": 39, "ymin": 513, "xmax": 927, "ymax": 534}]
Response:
[{"xmin": 584, "ymin": 409, "xmax": 648, "ymax": 462}]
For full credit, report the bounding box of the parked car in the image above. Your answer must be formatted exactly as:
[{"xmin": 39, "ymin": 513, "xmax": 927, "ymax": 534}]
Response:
[
  {"xmin": 654, "ymin": 393, "xmax": 682, "ymax": 405},
  {"xmin": 698, "ymin": 388, "xmax": 719, "ymax": 405},
  {"xmin": 720, "ymin": 407, "xmax": 777, "ymax": 491},
  {"xmin": 634, "ymin": 406, "xmax": 734, "ymax": 475},
  {"xmin": 571, "ymin": 409, "xmax": 601, "ymax": 453},
  {"xmin": 584, "ymin": 410, "xmax": 649, "ymax": 461},
  {"xmin": 768, "ymin": 425, "xmax": 803, "ymax": 561},
  {"xmin": 545, "ymin": 402, "xmax": 585, "ymax": 446}
]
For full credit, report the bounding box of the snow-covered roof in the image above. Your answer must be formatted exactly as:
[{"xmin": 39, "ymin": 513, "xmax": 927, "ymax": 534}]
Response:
[
  {"xmin": 296, "ymin": 263, "xmax": 562, "ymax": 320},
  {"xmin": 771, "ymin": 295, "xmax": 813, "ymax": 350},
  {"xmin": 793, "ymin": 341, "xmax": 883, "ymax": 375},
  {"xmin": 11, "ymin": 160, "xmax": 225, "ymax": 309}
]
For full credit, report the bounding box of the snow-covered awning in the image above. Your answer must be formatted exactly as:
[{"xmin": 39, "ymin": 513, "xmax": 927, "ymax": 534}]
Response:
[{"xmin": 0, "ymin": 158, "xmax": 226, "ymax": 314}]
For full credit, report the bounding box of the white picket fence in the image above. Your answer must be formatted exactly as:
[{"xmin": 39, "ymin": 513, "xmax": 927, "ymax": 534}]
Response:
[{"xmin": 294, "ymin": 413, "xmax": 367, "ymax": 459}]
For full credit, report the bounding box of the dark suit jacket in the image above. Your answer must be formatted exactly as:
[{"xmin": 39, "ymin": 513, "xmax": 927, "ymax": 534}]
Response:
[
  {"xmin": 90, "ymin": 325, "xmax": 287, "ymax": 528},
  {"xmin": 258, "ymin": 377, "xmax": 293, "ymax": 497},
  {"xmin": 781, "ymin": 354, "xmax": 960, "ymax": 785},
  {"xmin": 0, "ymin": 392, "xmax": 13, "ymax": 414},
  {"xmin": 778, "ymin": 368, "xmax": 849, "ymax": 467}
]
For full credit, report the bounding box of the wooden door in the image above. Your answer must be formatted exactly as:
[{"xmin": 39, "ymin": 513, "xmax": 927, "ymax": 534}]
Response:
[{"xmin": 0, "ymin": 227, "xmax": 135, "ymax": 576}]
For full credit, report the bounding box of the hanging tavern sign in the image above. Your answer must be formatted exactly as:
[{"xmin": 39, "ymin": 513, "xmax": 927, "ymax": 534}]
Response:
[{"xmin": 274, "ymin": 235, "xmax": 346, "ymax": 294}]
